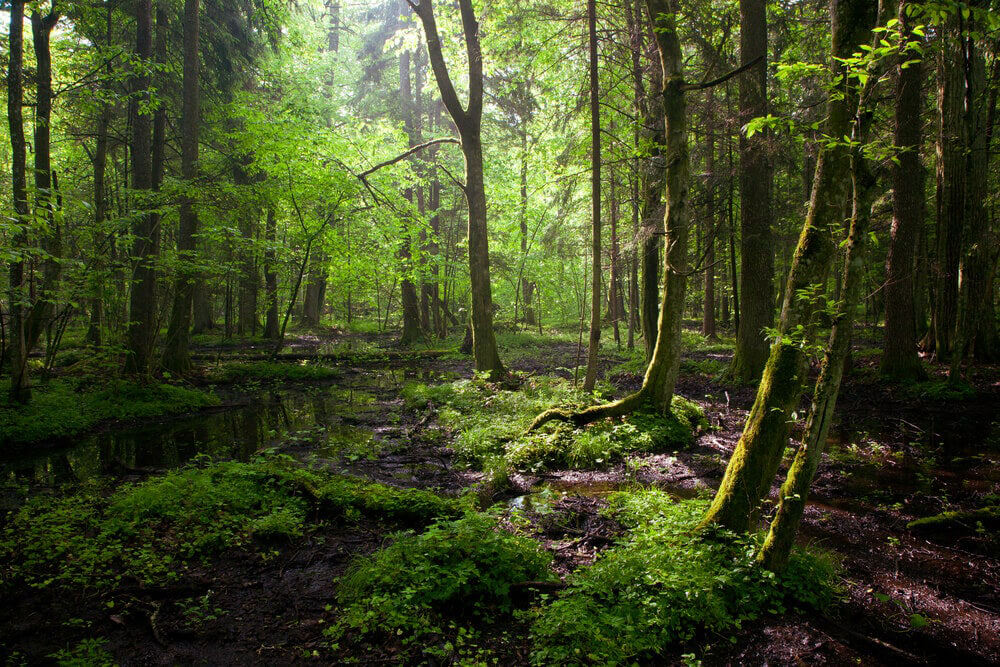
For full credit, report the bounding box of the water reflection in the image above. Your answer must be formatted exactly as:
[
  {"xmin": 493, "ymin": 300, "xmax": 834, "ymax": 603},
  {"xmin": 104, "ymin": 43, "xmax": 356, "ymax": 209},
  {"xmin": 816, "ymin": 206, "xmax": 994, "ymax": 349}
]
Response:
[{"xmin": 2, "ymin": 367, "xmax": 456, "ymax": 487}]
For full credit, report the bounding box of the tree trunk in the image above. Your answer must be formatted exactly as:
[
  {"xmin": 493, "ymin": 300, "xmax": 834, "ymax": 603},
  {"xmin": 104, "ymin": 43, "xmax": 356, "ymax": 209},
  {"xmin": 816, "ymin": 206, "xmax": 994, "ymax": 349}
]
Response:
[
  {"xmin": 398, "ymin": 46, "xmax": 423, "ymax": 345},
  {"xmin": 125, "ymin": 0, "xmax": 157, "ymax": 375},
  {"xmin": 728, "ymin": 0, "xmax": 773, "ymax": 382},
  {"xmin": 639, "ymin": 32, "xmax": 665, "ymax": 362},
  {"xmin": 412, "ymin": 0, "xmax": 505, "ymax": 378},
  {"xmin": 6, "ymin": 0, "xmax": 30, "ymax": 403},
  {"xmin": 702, "ymin": 117, "xmax": 717, "ymax": 340},
  {"xmin": 931, "ymin": 14, "xmax": 966, "ymax": 361},
  {"xmin": 264, "ymin": 207, "xmax": 280, "ymax": 340},
  {"xmin": 583, "ymin": 0, "xmax": 603, "ymax": 392},
  {"xmin": 700, "ymin": 0, "xmax": 877, "ymax": 534},
  {"xmin": 881, "ymin": 2, "xmax": 925, "ymax": 382},
  {"xmin": 162, "ymin": 0, "xmax": 201, "ymax": 373},
  {"xmin": 528, "ymin": 0, "xmax": 691, "ymax": 429},
  {"xmin": 759, "ymin": 76, "xmax": 880, "ymax": 569}
]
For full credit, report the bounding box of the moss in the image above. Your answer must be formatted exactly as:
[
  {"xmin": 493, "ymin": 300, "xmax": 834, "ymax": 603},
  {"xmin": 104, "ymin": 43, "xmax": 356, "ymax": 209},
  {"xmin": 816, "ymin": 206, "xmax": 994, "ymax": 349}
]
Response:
[
  {"xmin": 0, "ymin": 378, "xmax": 218, "ymax": 447},
  {"xmin": 907, "ymin": 506, "xmax": 1000, "ymax": 534}
]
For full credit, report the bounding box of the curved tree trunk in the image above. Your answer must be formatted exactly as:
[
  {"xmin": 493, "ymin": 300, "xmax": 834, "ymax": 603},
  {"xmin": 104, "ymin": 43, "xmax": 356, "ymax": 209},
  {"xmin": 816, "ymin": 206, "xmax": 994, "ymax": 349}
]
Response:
[
  {"xmin": 411, "ymin": 0, "xmax": 505, "ymax": 378},
  {"xmin": 700, "ymin": 0, "xmax": 877, "ymax": 534},
  {"xmin": 528, "ymin": 0, "xmax": 690, "ymax": 429}
]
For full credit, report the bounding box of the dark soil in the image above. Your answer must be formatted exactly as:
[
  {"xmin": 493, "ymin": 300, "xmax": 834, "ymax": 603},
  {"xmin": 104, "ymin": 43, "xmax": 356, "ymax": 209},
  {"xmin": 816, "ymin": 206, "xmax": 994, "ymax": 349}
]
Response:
[{"xmin": 3, "ymin": 327, "xmax": 998, "ymax": 665}]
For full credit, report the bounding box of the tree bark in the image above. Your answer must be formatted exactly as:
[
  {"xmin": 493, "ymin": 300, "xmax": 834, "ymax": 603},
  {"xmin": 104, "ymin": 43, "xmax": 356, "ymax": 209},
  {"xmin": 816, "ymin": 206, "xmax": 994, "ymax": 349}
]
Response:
[
  {"xmin": 7, "ymin": 0, "xmax": 30, "ymax": 402},
  {"xmin": 125, "ymin": 0, "xmax": 157, "ymax": 375},
  {"xmin": 163, "ymin": 0, "xmax": 201, "ymax": 373},
  {"xmin": 583, "ymin": 0, "xmax": 603, "ymax": 392},
  {"xmin": 411, "ymin": 0, "xmax": 505, "ymax": 378},
  {"xmin": 728, "ymin": 0, "xmax": 774, "ymax": 383},
  {"xmin": 702, "ymin": 113, "xmax": 717, "ymax": 340},
  {"xmin": 881, "ymin": 2, "xmax": 925, "ymax": 382},
  {"xmin": 700, "ymin": 0, "xmax": 877, "ymax": 534},
  {"xmin": 263, "ymin": 207, "xmax": 280, "ymax": 339}
]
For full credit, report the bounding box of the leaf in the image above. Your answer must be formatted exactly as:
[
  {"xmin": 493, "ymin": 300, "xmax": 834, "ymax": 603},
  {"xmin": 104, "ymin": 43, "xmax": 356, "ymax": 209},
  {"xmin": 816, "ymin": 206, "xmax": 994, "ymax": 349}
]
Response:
[{"xmin": 910, "ymin": 613, "xmax": 929, "ymax": 629}]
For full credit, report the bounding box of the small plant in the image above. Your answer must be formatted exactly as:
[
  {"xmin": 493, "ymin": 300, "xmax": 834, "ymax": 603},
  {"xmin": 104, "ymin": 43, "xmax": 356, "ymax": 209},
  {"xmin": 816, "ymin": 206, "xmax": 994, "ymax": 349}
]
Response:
[
  {"xmin": 178, "ymin": 591, "xmax": 227, "ymax": 627},
  {"xmin": 48, "ymin": 638, "xmax": 115, "ymax": 666}
]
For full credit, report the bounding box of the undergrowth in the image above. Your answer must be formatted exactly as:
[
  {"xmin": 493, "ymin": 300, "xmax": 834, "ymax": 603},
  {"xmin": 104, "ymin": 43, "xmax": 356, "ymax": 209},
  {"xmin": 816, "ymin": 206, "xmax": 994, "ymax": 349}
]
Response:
[
  {"xmin": 530, "ymin": 491, "xmax": 838, "ymax": 665},
  {"xmin": 404, "ymin": 375, "xmax": 706, "ymax": 472},
  {"xmin": 0, "ymin": 455, "xmax": 459, "ymax": 591},
  {"xmin": 207, "ymin": 361, "xmax": 340, "ymax": 383},
  {"xmin": 0, "ymin": 378, "xmax": 218, "ymax": 446},
  {"xmin": 327, "ymin": 513, "xmax": 554, "ymax": 662}
]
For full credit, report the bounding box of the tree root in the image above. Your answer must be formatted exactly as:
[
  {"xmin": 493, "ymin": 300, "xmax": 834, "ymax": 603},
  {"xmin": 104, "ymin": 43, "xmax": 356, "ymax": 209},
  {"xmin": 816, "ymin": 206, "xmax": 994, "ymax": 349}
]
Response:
[{"xmin": 525, "ymin": 390, "xmax": 648, "ymax": 432}]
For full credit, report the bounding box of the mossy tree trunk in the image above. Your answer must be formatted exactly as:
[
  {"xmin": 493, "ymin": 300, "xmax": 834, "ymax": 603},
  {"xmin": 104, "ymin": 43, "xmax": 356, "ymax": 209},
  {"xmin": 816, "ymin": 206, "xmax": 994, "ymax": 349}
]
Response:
[
  {"xmin": 699, "ymin": 0, "xmax": 877, "ymax": 534},
  {"xmin": 528, "ymin": 0, "xmax": 689, "ymax": 429},
  {"xmin": 758, "ymin": 21, "xmax": 885, "ymax": 568}
]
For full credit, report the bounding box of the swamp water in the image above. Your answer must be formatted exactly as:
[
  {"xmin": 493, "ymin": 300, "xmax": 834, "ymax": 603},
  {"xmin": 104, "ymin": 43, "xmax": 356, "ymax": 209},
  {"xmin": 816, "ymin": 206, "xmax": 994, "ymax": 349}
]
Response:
[{"xmin": 2, "ymin": 367, "xmax": 456, "ymax": 488}]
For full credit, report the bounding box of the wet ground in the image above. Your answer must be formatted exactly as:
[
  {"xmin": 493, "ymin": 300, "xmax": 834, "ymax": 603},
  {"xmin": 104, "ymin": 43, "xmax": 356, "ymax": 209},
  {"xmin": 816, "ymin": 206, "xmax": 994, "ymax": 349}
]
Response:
[{"xmin": 2, "ymin": 328, "xmax": 999, "ymax": 664}]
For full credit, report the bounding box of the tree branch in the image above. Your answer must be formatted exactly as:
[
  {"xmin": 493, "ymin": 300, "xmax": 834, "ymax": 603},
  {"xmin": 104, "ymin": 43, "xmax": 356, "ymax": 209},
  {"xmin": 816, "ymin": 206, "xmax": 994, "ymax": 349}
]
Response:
[
  {"xmin": 681, "ymin": 55, "xmax": 763, "ymax": 91},
  {"xmin": 358, "ymin": 137, "xmax": 460, "ymax": 178}
]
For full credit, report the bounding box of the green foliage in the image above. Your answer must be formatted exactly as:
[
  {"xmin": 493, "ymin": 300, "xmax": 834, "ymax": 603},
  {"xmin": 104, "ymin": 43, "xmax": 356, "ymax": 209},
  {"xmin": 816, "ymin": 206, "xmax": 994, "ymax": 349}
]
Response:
[
  {"xmin": 48, "ymin": 638, "xmax": 115, "ymax": 667},
  {"xmin": 404, "ymin": 377, "xmax": 704, "ymax": 472},
  {"xmin": 530, "ymin": 491, "xmax": 838, "ymax": 665},
  {"xmin": 902, "ymin": 378, "xmax": 976, "ymax": 401},
  {"xmin": 327, "ymin": 513, "xmax": 553, "ymax": 654},
  {"xmin": 0, "ymin": 379, "xmax": 218, "ymax": 446},
  {"xmin": 0, "ymin": 455, "xmax": 459, "ymax": 591},
  {"xmin": 207, "ymin": 361, "xmax": 340, "ymax": 383}
]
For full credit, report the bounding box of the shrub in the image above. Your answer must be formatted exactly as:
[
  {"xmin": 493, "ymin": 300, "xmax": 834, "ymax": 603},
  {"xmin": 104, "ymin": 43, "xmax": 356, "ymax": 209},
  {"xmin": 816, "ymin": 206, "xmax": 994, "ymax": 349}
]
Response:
[
  {"xmin": 530, "ymin": 491, "xmax": 837, "ymax": 665},
  {"xmin": 328, "ymin": 514, "xmax": 554, "ymax": 651}
]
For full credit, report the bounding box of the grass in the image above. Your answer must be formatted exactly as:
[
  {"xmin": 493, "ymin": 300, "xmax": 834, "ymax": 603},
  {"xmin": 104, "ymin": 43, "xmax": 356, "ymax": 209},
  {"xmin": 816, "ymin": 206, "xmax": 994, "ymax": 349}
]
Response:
[
  {"xmin": 0, "ymin": 378, "xmax": 219, "ymax": 446},
  {"xmin": 403, "ymin": 375, "xmax": 706, "ymax": 473},
  {"xmin": 0, "ymin": 454, "xmax": 461, "ymax": 591}
]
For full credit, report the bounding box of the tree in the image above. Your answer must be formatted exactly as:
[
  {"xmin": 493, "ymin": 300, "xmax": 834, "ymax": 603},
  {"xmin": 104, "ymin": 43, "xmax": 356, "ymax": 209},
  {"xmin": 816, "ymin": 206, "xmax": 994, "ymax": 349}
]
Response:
[
  {"xmin": 700, "ymin": 0, "xmax": 878, "ymax": 534},
  {"xmin": 881, "ymin": 1, "xmax": 926, "ymax": 382},
  {"xmin": 529, "ymin": 0, "xmax": 692, "ymax": 428},
  {"xmin": 728, "ymin": 0, "xmax": 773, "ymax": 383},
  {"xmin": 124, "ymin": 0, "xmax": 157, "ymax": 375},
  {"xmin": 582, "ymin": 0, "xmax": 603, "ymax": 392},
  {"xmin": 162, "ymin": 0, "xmax": 202, "ymax": 374},
  {"xmin": 408, "ymin": 0, "xmax": 505, "ymax": 379}
]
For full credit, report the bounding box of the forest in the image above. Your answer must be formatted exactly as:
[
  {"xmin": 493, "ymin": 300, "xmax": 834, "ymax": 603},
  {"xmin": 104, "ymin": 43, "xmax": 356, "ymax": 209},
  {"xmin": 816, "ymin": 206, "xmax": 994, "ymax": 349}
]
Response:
[{"xmin": 1, "ymin": 0, "xmax": 998, "ymax": 663}]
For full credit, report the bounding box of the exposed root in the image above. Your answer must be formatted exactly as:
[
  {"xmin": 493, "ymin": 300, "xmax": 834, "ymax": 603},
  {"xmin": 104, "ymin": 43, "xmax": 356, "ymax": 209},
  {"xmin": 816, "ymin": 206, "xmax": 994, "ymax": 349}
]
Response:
[{"xmin": 525, "ymin": 390, "xmax": 648, "ymax": 432}]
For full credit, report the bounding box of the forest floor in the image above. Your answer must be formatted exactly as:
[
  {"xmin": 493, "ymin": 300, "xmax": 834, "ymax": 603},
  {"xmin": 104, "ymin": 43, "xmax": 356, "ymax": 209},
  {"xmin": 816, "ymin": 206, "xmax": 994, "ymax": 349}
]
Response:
[{"xmin": 1, "ymin": 324, "xmax": 998, "ymax": 665}]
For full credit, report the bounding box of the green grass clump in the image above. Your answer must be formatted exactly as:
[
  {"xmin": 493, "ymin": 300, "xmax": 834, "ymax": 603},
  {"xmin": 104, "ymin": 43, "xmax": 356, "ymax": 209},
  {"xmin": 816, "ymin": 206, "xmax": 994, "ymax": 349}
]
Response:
[
  {"xmin": 903, "ymin": 378, "xmax": 975, "ymax": 401},
  {"xmin": 327, "ymin": 513, "xmax": 554, "ymax": 656},
  {"xmin": 530, "ymin": 491, "xmax": 837, "ymax": 665},
  {"xmin": 405, "ymin": 377, "xmax": 705, "ymax": 472},
  {"xmin": 0, "ymin": 378, "xmax": 218, "ymax": 446},
  {"xmin": 207, "ymin": 361, "xmax": 340, "ymax": 383},
  {"xmin": 0, "ymin": 455, "xmax": 459, "ymax": 591}
]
